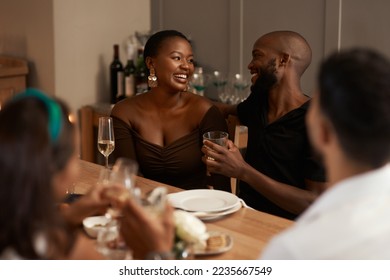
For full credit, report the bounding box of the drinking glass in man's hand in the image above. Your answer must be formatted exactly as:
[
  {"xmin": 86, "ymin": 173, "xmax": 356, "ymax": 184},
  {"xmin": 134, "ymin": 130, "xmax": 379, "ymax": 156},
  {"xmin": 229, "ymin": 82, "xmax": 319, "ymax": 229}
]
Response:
[{"xmin": 202, "ymin": 131, "xmax": 229, "ymax": 160}]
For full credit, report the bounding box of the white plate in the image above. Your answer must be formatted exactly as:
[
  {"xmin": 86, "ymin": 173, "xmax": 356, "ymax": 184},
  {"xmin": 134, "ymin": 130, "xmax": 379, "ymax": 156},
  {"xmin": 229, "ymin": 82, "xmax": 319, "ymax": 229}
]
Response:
[
  {"xmin": 194, "ymin": 202, "xmax": 242, "ymax": 221},
  {"xmin": 167, "ymin": 189, "xmax": 240, "ymax": 212},
  {"xmin": 194, "ymin": 231, "xmax": 233, "ymax": 256}
]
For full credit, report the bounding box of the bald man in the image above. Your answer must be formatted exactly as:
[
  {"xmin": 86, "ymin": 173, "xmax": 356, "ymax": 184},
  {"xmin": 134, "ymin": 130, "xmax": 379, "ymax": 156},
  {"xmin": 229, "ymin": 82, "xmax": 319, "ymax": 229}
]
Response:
[{"xmin": 203, "ymin": 31, "xmax": 326, "ymax": 220}]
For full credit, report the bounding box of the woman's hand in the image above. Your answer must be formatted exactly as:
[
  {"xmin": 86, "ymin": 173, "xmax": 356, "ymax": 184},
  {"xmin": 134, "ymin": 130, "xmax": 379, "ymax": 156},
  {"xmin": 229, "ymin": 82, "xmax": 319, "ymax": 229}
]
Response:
[
  {"xmin": 59, "ymin": 183, "xmax": 111, "ymax": 227},
  {"xmin": 201, "ymin": 139, "xmax": 248, "ymax": 179}
]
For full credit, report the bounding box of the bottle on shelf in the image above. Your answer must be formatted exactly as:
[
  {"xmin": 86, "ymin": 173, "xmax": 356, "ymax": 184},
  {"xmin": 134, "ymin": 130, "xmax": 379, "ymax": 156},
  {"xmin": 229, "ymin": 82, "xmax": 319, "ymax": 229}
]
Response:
[
  {"xmin": 135, "ymin": 52, "xmax": 148, "ymax": 94},
  {"xmin": 110, "ymin": 44, "xmax": 124, "ymax": 104},
  {"xmin": 123, "ymin": 55, "xmax": 136, "ymax": 99}
]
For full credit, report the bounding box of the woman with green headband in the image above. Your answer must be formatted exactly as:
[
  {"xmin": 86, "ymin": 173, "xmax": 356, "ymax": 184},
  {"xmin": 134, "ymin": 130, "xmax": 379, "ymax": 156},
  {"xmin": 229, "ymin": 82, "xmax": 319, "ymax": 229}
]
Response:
[{"xmin": 0, "ymin": 89, "xmax": 112, "ymax": 259}]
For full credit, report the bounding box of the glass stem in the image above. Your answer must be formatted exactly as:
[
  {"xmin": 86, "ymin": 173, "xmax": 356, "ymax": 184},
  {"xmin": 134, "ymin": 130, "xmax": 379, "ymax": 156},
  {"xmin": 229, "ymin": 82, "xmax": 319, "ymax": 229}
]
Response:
[{"xmin": 105, "ymin": 156, "xmax": 109, "ymax": 169}]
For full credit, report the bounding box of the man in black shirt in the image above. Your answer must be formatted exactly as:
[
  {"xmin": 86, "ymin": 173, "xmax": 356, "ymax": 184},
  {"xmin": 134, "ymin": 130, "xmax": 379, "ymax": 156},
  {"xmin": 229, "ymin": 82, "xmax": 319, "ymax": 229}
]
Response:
[{"xmin": 203, "ymin": 31, "xmax": 326, "ymax": 220}]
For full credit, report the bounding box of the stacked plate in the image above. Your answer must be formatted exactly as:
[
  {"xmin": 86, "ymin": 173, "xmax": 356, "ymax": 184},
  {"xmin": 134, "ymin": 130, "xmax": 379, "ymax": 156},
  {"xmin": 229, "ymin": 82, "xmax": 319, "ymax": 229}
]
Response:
[{"xmin": 167, "ymin": 189, "xmax": 242, "ymax": 221}]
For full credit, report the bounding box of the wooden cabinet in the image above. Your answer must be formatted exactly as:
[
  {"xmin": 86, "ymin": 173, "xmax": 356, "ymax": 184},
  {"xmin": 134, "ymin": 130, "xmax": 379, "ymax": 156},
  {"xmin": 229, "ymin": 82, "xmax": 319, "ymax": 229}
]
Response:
[{"xmin": 0, "ymin": 56, "xmax": 28, "ymax": 108}]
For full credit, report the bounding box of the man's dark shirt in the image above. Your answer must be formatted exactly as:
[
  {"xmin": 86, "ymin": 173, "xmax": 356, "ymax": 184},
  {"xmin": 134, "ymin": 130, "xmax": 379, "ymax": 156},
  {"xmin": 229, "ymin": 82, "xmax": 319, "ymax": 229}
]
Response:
[{"xmin": 237, "ymin": 88, "xmax": 325, "ymax": 220}]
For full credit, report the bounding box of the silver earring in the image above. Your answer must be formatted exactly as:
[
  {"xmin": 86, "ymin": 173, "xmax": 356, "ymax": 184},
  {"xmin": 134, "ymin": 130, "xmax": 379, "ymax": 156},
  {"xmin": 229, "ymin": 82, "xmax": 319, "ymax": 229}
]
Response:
[{"xmin": 148, "ymin": 67, "xmax": 158, "ymax": 88}]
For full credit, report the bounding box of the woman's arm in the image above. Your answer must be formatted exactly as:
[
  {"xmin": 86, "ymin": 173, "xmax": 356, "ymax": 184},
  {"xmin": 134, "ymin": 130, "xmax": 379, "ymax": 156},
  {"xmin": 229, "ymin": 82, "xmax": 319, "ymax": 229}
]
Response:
[{"xmin": 211, "ymin": 101, "xmax": 237, "ymax": 118}]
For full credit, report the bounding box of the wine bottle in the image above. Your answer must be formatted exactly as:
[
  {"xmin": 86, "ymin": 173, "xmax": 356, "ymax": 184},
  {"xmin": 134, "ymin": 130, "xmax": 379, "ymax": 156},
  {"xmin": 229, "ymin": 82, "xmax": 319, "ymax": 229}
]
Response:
[
  {"xmin": 135, "ymin": 53, "xmax": 148, "ymax": 94},
  {"xmin": 123, "ymin": 56, "xmax": 136, "ymax": 98},
  {"xmin": 110, "ymin": 44, "xmax": 124, "ymax": 103}
]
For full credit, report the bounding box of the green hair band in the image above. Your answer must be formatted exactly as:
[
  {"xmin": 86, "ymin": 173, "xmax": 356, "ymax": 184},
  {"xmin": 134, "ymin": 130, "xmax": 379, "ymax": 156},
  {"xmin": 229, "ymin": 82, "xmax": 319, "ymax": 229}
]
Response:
[{"xmin": 13, "ymin": 88, "xmax": 63, "ymax": 143}]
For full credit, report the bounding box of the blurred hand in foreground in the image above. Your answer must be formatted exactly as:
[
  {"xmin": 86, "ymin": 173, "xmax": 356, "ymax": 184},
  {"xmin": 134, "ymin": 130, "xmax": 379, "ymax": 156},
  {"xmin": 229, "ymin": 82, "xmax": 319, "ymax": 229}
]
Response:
[
  {"xmin": 60, "ymin": 182, "xmax": 112, "ymax": 227},
  {"xmin": 119, "ymin": 196, "xmax": 175, "ymax": 259}
]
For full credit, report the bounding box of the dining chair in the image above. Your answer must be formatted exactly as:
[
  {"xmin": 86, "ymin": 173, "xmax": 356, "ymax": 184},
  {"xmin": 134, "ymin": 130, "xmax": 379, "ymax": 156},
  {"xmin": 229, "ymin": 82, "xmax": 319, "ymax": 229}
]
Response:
[
  {"xmin": 226, "ymin": 115, "xmax": 248, "ymax": 194},
  {"xmin": 79, "ymin": 104, "xmax": 113, "ymax": 163}
]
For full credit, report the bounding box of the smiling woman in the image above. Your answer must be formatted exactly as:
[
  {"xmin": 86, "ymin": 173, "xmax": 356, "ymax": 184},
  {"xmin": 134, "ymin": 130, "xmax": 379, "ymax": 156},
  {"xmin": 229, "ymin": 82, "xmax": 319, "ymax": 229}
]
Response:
[{"xmin": 110, "ymin": 30, "xmax": 231, "ymax": 192}]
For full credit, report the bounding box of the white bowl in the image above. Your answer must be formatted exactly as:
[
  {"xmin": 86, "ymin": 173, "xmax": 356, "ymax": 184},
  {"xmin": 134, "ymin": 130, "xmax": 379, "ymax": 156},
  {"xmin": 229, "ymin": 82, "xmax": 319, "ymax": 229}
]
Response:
[{"xmin": 82, "ymin": 215, "xmax": 110, "ymax": 238}]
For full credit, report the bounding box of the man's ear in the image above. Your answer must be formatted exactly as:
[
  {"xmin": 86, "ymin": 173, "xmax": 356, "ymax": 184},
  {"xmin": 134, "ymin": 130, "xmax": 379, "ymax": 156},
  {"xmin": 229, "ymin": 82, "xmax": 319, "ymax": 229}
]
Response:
[{"xmin": 279, "ymin": 53, "xmax": 290, "ymax": 66}]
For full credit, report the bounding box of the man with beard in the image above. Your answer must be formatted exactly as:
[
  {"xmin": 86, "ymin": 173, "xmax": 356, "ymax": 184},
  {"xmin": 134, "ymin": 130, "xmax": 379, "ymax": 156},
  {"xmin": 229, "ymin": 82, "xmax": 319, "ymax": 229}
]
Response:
[
  {"xmin": 261, "ymin": 48, "xmax": 390, "ymax": 259},
  {"xmin": 202, "ymin": 31, "xmax": 326, "ymax": 220}
]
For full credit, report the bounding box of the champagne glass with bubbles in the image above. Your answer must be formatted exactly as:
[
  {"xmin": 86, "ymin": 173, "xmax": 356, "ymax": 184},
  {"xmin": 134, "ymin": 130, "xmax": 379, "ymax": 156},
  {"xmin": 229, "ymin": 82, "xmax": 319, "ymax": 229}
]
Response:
[{"xmin": 98, "ymin": 117, "xmax": 115, "ymax": 168}]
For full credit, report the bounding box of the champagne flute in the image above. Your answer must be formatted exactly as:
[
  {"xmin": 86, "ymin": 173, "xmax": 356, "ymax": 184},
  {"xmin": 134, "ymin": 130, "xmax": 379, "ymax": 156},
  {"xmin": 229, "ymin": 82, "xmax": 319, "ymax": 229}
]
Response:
[
  {"xmin": 110, "ymin": 158, "xmax": 139, "ymax": 198},
  {"xmin": 98, "ymin": 158, "xmax": 139, "ymax": 260},
  {"xmin": 97, "ymin": 117, "xmax": 115, "ymax": 169},
  {"xmin": 103, "ymin": 158, "xmax": 139, "ymax": 208},
  {"xmin": 98, "ymin": 158, "xmax": 138, "ymax": 220}
]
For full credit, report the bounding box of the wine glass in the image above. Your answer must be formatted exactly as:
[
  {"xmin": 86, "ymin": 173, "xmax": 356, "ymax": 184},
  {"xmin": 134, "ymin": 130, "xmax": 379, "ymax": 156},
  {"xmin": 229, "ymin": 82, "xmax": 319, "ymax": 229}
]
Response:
[
  {"xmin": 190, "ymin": 67, "xmax": 207, "ymax": 96},
  {"xmin": 212, "ymin": 71, "xmax": 229, "ymax": 103},
  {"xmin": 111, "ymin": 158, "xmax": 139, "ymax": 192},
  {"xmin": 99, "ymin": 158, "xmax": 139, "ymax": 219},
  {"xmin": 97, "ymin": 117, "xmax": 115, "ymax": 169},
  {"xmin": 230, "ymin": 73, "xmax": 250, "ymax": 104},
  {"xmin": 96, "ymin": 223, "xmax": 132, "ymax": 260}
]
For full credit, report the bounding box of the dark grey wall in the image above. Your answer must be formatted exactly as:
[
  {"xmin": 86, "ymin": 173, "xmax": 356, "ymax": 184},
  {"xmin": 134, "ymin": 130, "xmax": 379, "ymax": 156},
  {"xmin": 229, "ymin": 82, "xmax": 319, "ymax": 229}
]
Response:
[
  {"xmin": 151, "ymin": 0, "xmax": 390, "ymax": 99},
  {"xmin": 151, "ymin": 0, "xmax": 230, "ymax": 73}
]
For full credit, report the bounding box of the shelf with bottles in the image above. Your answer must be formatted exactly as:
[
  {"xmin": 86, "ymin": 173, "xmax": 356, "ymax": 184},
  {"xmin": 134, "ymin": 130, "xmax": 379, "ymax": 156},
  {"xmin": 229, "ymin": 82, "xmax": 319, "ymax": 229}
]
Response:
[{"xmin": 109, "ymin": 31, "xmax": 152, "ymax": 104}]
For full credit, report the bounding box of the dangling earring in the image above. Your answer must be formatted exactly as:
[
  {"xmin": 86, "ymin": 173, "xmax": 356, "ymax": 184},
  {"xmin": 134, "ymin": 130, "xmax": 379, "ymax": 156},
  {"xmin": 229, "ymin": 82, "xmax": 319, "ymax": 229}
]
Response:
[{"xmin": 148, "ymin": 67, "xmax": 158, "ymax": 88}]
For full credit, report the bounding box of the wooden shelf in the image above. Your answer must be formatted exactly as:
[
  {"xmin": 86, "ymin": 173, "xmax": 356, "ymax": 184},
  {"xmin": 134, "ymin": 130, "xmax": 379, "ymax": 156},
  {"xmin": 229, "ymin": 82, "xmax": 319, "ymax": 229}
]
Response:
[{"xmin": 0, "ymin": 56, "xmax": 29, "ymax": 108}]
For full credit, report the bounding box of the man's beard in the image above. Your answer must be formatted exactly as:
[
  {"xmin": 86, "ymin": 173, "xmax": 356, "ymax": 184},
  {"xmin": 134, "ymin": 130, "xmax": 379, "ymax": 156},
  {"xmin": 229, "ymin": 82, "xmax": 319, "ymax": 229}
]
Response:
[{"xmin": 250, "ymin": 59, "xmax": 278, "ymax": 95}]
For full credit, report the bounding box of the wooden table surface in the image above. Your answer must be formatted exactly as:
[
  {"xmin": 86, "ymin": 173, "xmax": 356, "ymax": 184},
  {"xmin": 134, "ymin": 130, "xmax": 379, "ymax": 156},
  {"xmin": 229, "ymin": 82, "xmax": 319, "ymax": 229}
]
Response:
[{"xmin": 75, "ymin": 160, "xmax": 293, "ymax": 260}]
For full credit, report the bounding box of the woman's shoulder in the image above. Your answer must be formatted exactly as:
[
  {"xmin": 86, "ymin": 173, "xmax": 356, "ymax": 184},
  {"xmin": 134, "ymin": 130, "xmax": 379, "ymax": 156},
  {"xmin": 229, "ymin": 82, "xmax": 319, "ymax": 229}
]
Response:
[
  {"xmin": 183, "ymin": 93, "xmax": 226, "ymax": 127},
  {"xmin": 184, "ymin": 92, "xmax": 214, "ymax": 112},
  {"xmin": 111, "ymin": 94, "xmax": 147, "ymax": 119}
]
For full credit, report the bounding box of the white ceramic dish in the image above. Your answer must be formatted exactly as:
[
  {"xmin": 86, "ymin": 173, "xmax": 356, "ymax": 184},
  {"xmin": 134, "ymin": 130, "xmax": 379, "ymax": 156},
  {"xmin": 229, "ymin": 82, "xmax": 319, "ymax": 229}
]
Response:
[
  {"xmin": 167, "ymin": 189, "xmax": 240, "ymax": 212},
  {"xmin": 194, "ymin": 231, "xmax": 233, "ymax": 256},
  {"xmin": 82, "ymin": 215, "xmax": 110, "ymax": 238},
  {"xmin": 194, "ymin": 202, "xmax": 242, "ymax": 221}
]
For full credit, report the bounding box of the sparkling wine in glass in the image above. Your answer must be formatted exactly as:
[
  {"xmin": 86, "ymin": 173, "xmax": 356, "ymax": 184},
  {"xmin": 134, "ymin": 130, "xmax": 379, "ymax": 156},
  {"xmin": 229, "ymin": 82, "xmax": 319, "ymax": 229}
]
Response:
[{"xmin": 98, "ymin": 117, "xmax": 115, "ymax": 168}]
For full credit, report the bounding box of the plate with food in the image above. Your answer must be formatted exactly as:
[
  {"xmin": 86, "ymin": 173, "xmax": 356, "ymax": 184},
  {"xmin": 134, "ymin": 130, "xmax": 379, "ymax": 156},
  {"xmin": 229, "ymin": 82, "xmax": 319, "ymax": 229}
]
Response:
[{"xmin": 193, "ymin": 231, "xmax": 233, "ymax": 256}]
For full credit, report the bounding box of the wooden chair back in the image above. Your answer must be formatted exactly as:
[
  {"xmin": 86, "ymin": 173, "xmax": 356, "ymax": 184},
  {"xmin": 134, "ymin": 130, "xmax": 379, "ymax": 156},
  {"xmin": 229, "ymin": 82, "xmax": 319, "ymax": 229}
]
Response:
[
  {"xmin": 225, "ymin": 115, "xmax": 248, "ymax": 194},
  {"xmin": 79, "ymin": 104, "xmax": 112, "ymax": 163}
]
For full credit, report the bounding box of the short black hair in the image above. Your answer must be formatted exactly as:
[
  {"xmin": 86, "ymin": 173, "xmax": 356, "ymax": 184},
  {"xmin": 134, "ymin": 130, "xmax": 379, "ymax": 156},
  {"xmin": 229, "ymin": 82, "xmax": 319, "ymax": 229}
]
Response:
[
  {"xmin": 318, "ymin": 48, "xmax": 390, "ymax": 167},
  {"xmin": 143, "ymin": 30, "xmax": 190, "ymax": 61}
]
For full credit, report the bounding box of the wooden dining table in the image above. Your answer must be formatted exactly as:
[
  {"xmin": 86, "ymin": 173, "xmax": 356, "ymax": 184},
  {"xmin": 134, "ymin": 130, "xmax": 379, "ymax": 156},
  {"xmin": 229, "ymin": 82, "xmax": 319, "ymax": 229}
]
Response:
[{"xmin": 75, "ymin": 159, "xmax": 294, "ymax": 260}]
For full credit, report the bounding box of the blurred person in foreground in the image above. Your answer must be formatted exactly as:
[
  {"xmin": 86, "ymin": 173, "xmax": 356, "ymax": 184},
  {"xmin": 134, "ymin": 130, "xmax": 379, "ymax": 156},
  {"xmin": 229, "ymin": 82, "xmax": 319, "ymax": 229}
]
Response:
[
  {"xmin": 118, "ymin": 48, "xmax": 390, "ymax": 259},
  {"xmin": 0, "ymin": 88, "xmax": 174, "ymax": 259},
  {"xmin": 261, "ymin": 48, "xmax": 390, "ymax": 259},
  {"xmin": 111, "ymin": 30, "xmax": 229, "ymax": 191},
  {"xmin": 203, "ymin": 31, "xmax": 326, "ymax": 220}
]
